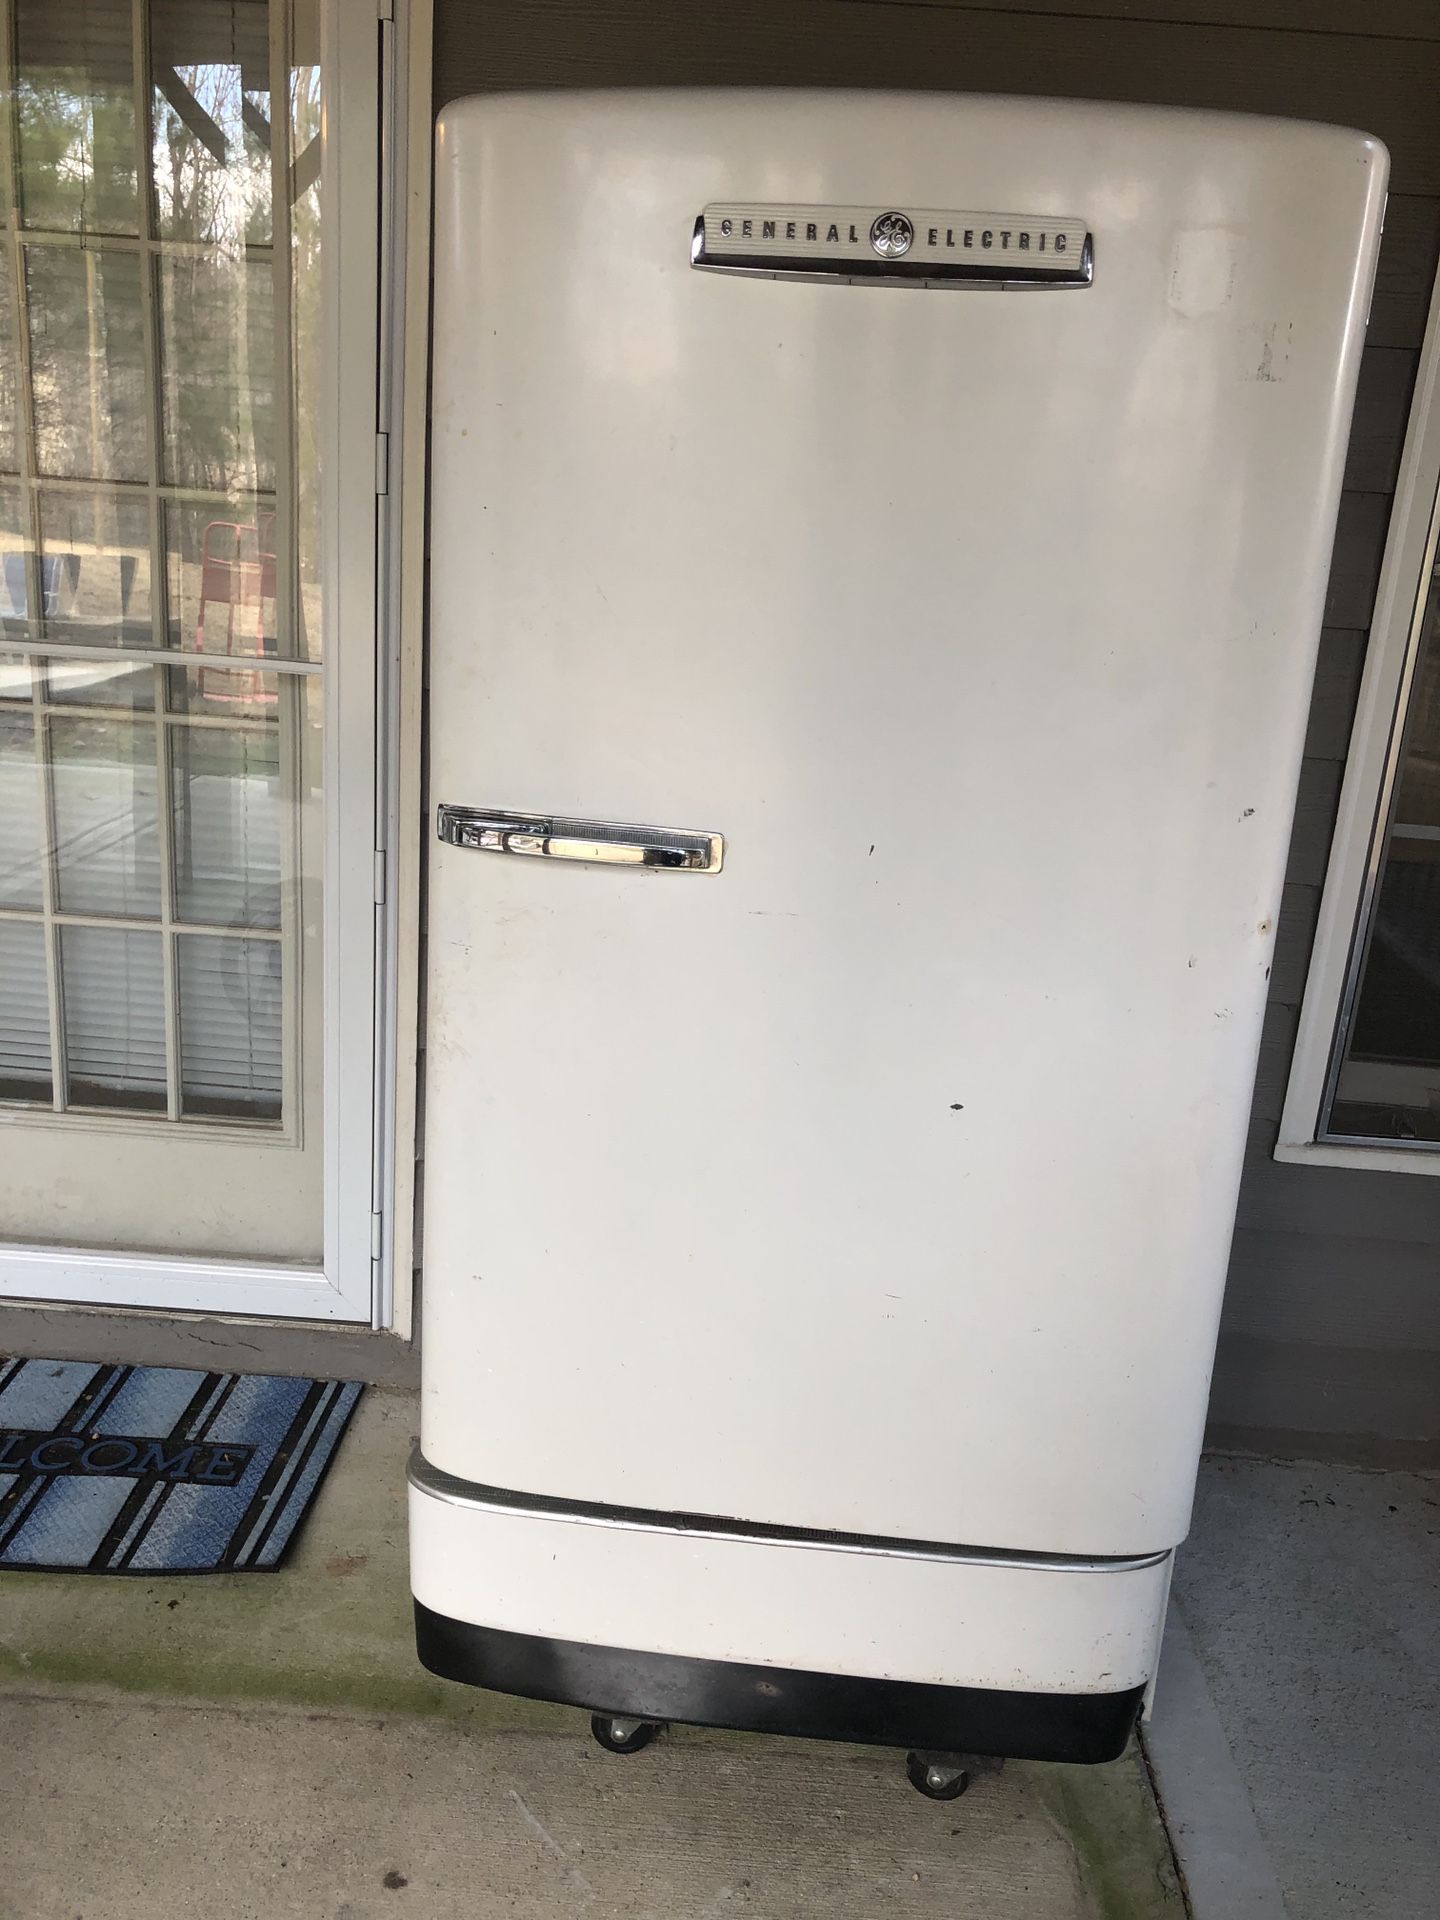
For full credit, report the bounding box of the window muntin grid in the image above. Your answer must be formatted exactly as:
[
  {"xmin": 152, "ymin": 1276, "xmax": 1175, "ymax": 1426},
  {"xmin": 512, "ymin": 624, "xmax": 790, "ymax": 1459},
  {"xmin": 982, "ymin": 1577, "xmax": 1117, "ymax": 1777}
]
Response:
[{"xmin": 0, "ymin": 0, "xmax": 319, "ymax": 1132}]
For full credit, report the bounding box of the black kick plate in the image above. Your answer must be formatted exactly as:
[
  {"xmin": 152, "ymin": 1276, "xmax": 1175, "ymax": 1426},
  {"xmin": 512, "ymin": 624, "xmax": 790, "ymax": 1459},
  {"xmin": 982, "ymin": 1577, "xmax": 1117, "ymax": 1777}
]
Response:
[{"xmin": 414, "ymin": 1603, "xmax": 1143, "ymax": 1763}]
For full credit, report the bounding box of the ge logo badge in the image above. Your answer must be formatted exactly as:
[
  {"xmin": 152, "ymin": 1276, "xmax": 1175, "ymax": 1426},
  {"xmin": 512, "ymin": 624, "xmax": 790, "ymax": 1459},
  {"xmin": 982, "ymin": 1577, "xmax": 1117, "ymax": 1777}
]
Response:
[{"xmin": 869, "ymin": 211, "xmax": 914, "ymax": 258}]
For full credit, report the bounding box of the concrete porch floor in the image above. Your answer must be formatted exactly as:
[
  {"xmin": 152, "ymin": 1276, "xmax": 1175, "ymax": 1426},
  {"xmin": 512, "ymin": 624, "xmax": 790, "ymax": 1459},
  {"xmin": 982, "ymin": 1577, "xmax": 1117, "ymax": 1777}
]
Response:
[
  {"xmin": 0, "ymin": 1388, "xmax": 1182, "ymax": 1920},
  {"xmin": 6, "ymin": 1694, "xmax": 1158, "ymax": 1920},
  {"xmin": 1165, "ymin": 1455, "xmax": 1440, "ymax": 1920}
]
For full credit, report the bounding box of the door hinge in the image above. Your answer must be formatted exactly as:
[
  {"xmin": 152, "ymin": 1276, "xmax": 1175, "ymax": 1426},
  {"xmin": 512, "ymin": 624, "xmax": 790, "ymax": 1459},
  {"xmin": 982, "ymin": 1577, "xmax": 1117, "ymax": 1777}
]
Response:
[
  {"xmin": 375, "ymin": 431, "xmax": 390, "ymax": 496},
  {"xmin": 370, "ymin": 1211, "xmax": 384, "ymax": 1262},
  {"xmin": 378, "ymin": 0, "xmax": 395, "ymax": 20},
  {"xmin": 373, "ymin": 848, "xmax": 387, "ymax": 904}
]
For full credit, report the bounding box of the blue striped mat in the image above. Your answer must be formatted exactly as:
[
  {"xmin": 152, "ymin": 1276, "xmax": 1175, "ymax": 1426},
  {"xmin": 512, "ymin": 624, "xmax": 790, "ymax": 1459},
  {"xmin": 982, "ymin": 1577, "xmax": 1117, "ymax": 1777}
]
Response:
[{"xmin": 0, "ymin": 1357, "xmax": 362, "ymax": 1573}]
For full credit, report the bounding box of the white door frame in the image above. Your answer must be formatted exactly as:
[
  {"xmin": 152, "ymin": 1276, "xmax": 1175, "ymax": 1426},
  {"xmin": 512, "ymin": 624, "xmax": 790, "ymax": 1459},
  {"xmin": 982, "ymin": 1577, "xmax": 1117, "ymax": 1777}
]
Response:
[
  {"xmin": 374, "ymin": 0, "xmax": 434, "ymax": 1340},
  {"xmin": 0, "ymin": 0, "xmax": 423, "ymax": 1324}
]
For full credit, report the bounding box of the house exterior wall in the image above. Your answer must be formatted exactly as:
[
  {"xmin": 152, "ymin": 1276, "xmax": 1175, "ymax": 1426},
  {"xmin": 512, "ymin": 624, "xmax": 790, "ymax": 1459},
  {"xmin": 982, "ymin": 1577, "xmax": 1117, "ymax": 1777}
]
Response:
[{"xmin": 430, "ymin": 0, "xmax": 1440, "ymax": 1462}]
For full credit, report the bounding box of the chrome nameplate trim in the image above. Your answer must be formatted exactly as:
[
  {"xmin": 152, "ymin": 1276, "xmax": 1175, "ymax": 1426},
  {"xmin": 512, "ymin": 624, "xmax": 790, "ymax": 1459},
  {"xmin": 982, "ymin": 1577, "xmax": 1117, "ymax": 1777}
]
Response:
[{"xmin": 692, "ymin": 203, "xmax": 1093, "ymax": 290}]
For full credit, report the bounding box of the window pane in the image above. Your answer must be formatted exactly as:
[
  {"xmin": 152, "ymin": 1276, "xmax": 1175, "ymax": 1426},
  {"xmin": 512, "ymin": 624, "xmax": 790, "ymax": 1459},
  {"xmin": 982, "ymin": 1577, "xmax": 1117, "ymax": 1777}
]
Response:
[
  {"xmin": 164, "ymin": 496, "xmax": 277, "ymax": 655},
  {"xmin": 0, "ymin": 709, "xmax": 43, "ymax": 907},
  {"xmin": 14, "ymin": 0, "xmax": 139, "ymax": 236},
  {"xmin": 167, "ymin": 662, "xmax": 278, "ymax": 719},
  {"xmin": 158, "ymin": 251, "xmax": 275, "ymax": 491},
  {"xmin": 60, "ymin": 923, "xmax": 165, "ymax": 1110},
  {"xmin": 1329, "ymin": 569, "xmax": 1440, "ymax": 1142},
  {"xmin": 291, "ymin": 3, "xmax": 320, "ymax": 662},
  {"xmin": 0, "ymin": 482, "xmax": 33, "ymax": 630},
  {"xmin": 46, "ymin": 653, "xmax": 155, "ymax": 711},
  {"xmin": 37, "ymin": 489, "xmax": 151, "ymax": 645},
  {"xmin": 0, "ymin": 651, "xmax": 33, "ymax": 701},
  {"xmin": 26, "ymin": 246, "xmax": 147, "ymax": 482},
  {"xmin": 178, "ymin": 932, "xmax": 280, "ymax": 1120},
  {"xmin": 0, "ymin": 266, "xmax": 18, "ymax": 473},
  {"xmin": 150, "ymin": 0, "xmax": 273, "ymax": 246},
  {"xmin": 50, "ymin": 712, "xmax": 161, "ymax": 917},
  {"xmin": 170, "ymin": 722, "xmax": 281, "ymax": 928},
  {"xmin": 0, "ymin": 920, "xmax": 51, "ymax": 1102}
]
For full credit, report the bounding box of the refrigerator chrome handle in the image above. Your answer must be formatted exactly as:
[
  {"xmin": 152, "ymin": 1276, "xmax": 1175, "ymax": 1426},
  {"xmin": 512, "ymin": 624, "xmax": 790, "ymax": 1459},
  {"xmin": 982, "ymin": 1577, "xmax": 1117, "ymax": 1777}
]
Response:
[{"xmin": 436, "ymin": 804, "xmax": 724, "ymax": 873}]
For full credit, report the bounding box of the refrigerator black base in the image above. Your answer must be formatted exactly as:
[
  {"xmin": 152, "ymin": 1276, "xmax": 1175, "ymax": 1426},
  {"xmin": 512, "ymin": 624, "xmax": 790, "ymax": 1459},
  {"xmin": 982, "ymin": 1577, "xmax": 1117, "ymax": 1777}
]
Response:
[{"xmin": 413, "ymin": 1601, "xmax": 1144, "ymax": 1763}]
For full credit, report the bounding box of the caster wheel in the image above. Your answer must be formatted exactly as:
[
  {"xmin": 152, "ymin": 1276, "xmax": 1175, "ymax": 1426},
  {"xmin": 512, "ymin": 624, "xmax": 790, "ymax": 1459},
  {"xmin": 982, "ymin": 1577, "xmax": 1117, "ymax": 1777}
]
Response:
[
  {"xmin": 590, "ymin": 1713, "xmax": 660, "ymax": 1755},
  {"xmin": 905, "ymin": 1750, "xmax": 971, "ymax": 1801}
]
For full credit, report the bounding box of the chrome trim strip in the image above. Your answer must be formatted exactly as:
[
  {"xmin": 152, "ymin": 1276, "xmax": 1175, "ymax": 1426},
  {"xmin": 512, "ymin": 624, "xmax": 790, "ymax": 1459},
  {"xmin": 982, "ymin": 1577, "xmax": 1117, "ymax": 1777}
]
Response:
[
  {"xmin": 691, "ymin": 215, "xmax": 1094, "ymax": 292},
  {"xmin": 408, "ymin": 1448, "xmax": 1170, "ymax": 1574}
]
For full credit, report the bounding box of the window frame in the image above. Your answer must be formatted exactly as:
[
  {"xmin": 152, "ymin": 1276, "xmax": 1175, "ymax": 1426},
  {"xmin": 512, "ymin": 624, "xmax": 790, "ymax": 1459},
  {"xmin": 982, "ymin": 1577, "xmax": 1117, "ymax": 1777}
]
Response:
[
  {"xmin": 1279, "ymin": 263, "xmax": 1440, "ymax": 1175},
  {"xmin": 0, "ymin": 0, "xmax": 414, "ymax": 1318}
]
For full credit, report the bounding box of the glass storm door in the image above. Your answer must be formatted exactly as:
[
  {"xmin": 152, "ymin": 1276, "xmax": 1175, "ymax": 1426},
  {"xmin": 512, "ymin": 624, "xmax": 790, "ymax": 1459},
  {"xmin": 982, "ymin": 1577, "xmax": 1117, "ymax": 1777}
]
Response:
[{"xmin": 0, "ymin": 0, "xmax": 329, "ymax": 1275}]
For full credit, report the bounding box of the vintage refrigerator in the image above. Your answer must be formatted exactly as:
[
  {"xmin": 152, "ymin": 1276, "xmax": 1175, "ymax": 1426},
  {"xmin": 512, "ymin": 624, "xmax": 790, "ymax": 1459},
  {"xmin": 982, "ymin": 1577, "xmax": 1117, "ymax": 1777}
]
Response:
[{"xmin": 412, "ymin": 89, "xmax": 1385, "ymax": 1788}]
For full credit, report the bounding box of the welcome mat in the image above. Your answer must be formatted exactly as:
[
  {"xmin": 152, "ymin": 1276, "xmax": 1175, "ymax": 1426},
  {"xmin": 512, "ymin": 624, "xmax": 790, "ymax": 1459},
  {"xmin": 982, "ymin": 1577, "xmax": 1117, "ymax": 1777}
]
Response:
[{"xmin": 0, "ymin": 1357, "xmax": 362, "ymax": 1573}]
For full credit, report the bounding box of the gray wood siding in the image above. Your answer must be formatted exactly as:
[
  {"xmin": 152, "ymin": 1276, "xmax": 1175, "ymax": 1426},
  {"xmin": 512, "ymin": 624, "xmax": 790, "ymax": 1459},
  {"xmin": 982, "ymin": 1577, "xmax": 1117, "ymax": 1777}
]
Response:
[{"xmin": 432, "ymin": 0, "xmax": 1440, "ymax": 1459}]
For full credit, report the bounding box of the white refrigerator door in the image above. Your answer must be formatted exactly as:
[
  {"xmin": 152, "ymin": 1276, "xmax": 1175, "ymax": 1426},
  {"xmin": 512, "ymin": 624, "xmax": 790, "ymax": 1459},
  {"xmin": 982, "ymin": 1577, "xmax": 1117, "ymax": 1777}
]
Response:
[{"xmin": 423, "ymin": 91, "xmax": 1385, "ymax": 1558}]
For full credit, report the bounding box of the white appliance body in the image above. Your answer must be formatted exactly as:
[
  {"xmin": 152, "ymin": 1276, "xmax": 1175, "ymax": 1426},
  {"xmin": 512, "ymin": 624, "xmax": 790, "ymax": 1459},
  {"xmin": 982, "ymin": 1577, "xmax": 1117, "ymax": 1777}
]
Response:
[{"xmin": 413, "ymin": 90, "xmax": 1385, "ymax": 1762}]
